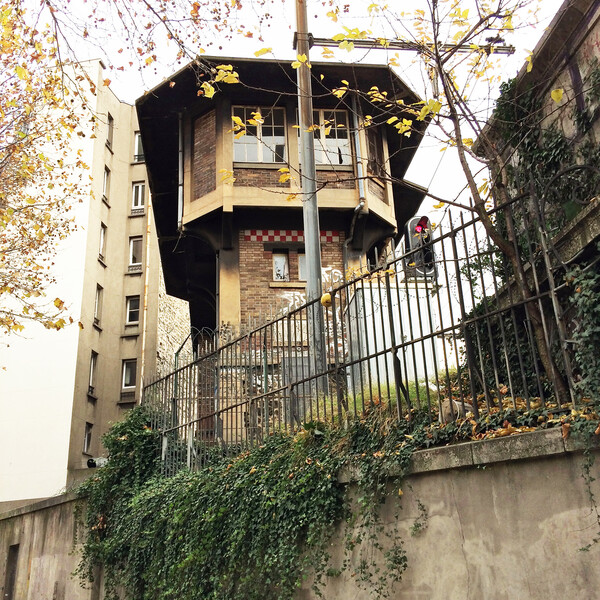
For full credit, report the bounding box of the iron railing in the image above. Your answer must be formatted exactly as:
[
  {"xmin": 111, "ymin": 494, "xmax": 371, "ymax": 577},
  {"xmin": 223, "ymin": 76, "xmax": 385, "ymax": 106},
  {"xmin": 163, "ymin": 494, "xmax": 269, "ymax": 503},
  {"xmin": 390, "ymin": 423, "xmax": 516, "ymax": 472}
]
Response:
[{"xmin": 143, "ymin": 192, "xmax": 594, "ymax": 475}]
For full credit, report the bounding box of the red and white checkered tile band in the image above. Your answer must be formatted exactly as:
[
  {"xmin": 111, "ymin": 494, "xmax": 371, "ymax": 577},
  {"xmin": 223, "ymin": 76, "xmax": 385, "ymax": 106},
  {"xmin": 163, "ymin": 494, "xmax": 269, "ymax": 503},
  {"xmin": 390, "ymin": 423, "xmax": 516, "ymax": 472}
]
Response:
[{"xmin": 244, "ymin": 230, "xmax": 340, "ymax": 243}]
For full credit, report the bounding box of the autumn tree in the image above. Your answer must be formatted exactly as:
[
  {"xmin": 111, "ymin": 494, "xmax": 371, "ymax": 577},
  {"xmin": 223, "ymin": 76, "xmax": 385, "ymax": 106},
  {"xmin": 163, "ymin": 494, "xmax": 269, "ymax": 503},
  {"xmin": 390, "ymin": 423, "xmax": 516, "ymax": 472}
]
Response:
[{"xmin": 0, "ymin": 2, "xmax": 89, "ymax": 334}]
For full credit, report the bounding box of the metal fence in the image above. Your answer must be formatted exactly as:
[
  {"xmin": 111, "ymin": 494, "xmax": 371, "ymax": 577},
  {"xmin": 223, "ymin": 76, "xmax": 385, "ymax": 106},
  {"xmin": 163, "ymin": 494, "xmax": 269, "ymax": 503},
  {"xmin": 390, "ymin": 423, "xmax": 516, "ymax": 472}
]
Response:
[{"xmin": 143, "ymin": 193, "xmax": 592, "ymax": 475}]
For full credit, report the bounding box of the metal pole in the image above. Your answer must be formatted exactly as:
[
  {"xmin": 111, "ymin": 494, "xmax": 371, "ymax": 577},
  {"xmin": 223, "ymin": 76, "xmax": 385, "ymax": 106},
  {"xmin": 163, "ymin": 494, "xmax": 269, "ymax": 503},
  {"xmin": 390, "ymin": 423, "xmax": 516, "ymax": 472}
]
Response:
[{"xmin": 295, "ymin": 0, "xmax": 327, "ymax": 390}]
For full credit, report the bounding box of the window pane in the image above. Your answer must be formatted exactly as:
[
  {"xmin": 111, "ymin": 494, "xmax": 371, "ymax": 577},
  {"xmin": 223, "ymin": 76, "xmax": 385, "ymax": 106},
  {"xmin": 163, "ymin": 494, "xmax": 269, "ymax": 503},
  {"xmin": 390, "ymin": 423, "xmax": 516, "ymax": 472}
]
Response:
[
  {"xmin": 84, "ymin": 422, "xmax": 93, "ymax": 453},
  {"xmin": 132, "ymin": 183, "xmax": 145, "ymax": 208},
  {"xmin": 134, "ymin": 131, "xmax": 144, "ymax": 161},
  {"xmin": 94, "ymin": 286, "xmax": 103, "ymax": 321},
  {"xmin": 233, "ymin": 106, "xmax": 285, "ymax": 163},
  {"xmin": 130, "ymin": 237, "xmax": 142, "ymax": 265},
  {"xmin": 273, "ymin": 252, "xmax": 289, "ymax": 281},
  {"xmin": 103, "ymin": 167, "xmax": 110, "ymax": 197},
  {"xmin": 123, "ymin": 360, "xmax": 137, "ymax": 388},
  {"xmin": 298, "ymin": 252, "xmax": 307, "ymax": 281},
  {"xmin": 99, "ymin": 224, "xmax": 106, "ymax": 257},
  {"xmin": 127, "ymin": 296, "xmax": 140, "ymax": 323}
]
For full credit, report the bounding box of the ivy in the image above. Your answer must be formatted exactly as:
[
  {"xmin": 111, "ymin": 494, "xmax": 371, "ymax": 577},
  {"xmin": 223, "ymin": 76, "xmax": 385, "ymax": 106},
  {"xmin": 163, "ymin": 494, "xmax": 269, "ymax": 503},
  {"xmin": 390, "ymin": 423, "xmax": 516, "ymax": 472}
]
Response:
[
  {"xmin": 566, "ymin": 247, "xmax": 600, "ymax": 402},
  {"xmin": 77, "ymin": 400, "xmax": 600, "ymax": 599}
]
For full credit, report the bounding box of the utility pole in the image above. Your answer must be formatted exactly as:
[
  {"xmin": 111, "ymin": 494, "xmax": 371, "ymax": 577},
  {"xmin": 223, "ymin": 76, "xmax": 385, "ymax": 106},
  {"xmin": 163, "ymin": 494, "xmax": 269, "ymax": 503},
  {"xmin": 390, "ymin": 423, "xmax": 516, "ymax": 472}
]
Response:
[{"xmin": 295, "ymin": 0, "xmax": 327, "ymax": 391}]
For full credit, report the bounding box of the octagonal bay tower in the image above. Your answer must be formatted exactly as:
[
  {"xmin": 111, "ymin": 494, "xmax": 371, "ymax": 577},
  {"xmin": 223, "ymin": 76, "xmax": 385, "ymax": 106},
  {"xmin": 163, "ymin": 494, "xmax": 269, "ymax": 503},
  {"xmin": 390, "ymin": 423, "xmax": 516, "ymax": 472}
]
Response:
[{"xmin": 136, "ymin": 57, "xmax": 427, "ymax": 340}]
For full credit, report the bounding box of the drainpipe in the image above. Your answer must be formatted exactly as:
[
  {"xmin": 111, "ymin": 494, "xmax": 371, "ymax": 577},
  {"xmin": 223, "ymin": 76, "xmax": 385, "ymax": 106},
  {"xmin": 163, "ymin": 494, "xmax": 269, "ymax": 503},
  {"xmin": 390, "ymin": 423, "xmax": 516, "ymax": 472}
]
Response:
[
  {"xmin": 343, "ymin": 94, "xmax": 367, "ymax": 278},
  {"xmin": 139, "ymin": 189, "xmax": 152, "ymax": 397},
  {"xmin": 177, "ymin": 112, "xmax": 184, "ymax": 231}
]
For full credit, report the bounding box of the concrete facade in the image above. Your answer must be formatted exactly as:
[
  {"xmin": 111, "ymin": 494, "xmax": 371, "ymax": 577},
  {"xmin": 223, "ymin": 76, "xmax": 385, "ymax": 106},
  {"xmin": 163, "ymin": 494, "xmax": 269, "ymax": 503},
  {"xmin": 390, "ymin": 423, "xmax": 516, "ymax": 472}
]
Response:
[
  {"xmin": 1, "ymin": 430, "xmax": 598, "ymax": 599},
  {"xmin": 0, "ymin": 60, "xmax": 189, "ymax": 503}
]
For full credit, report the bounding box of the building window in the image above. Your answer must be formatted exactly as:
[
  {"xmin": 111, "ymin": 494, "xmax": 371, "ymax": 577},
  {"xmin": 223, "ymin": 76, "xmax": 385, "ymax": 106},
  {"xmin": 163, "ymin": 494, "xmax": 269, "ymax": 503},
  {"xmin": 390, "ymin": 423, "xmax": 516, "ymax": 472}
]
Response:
[
  {"xmin": 233, "ymin": 106, "xmax": 286, "ymax": 163},
  {"xmin": 299, "ymin": 109, "xmax": 352, "ymax": 166},
  {"xmin": 128, "ymin": 236, "xmax": 143, "ymax": 272},
  {"xmin": 126, "ymin": 295, "xmax": 140, "ymax": 324},
  {"xmin": 94, "ymin": 285, "xmax": 103, "ymax": 325},
  {"xmin": 133, "ymin": 131, "xmax": 144, "ymax": 162},
  {"xmin": 122, "ymin": 359, "xmax": 137, "ymax": 389},
  {"xmin": 366, "ymin": 126, "xmax": 385, "ymax": 178},
  {"xmin": 298, "ymin": 251, "xmax": 307, "ymax": 281},
  {"xmin": 273, "ymin": 251, "xmax": 289, "ymax": 281},
  {"xmin": 99, "ymin": 223, "xmax": 107, "ymax": 260},
  {"xmin": 132, "ymin": 182, "xmax": 145, "ymax": 213},
  {"xmin": 106, "ymin": 113, "xmax": 114, "ymax": 149},
  {"xmin": 88, "ymin": 351, "xmax": 97, "ymax": 395},
  {"xmin": 102, "ymin": 166, "xmax": 110, "ymax": 200},
  {"xmin": 83, "ymin": 422, "xmax": 93, "ymax": 454}
]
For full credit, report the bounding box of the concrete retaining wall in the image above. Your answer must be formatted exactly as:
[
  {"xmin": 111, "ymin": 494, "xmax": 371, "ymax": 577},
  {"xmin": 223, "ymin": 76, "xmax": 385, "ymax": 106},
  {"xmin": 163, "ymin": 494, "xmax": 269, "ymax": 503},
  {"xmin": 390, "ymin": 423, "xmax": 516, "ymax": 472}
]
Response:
[{"xmin": 1, "ymin": 430, "xmax": 598, "ymax": 599}]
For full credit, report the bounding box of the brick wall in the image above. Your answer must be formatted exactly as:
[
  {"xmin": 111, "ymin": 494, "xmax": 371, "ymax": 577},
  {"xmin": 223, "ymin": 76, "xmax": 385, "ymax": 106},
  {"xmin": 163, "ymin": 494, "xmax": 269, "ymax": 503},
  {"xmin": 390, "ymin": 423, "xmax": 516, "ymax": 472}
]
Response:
[
  {"xmin": 238, "ymin": 229, "xmax": 345, "ymax": 325},
  {"xmin": 193, "ymin": 111, "xmax": 216, "ymax": 199},
  {"xmin": 316, "ymin": 169, "xmax": 356, "ymax": 189},
  {"xmin": 368, "ymin": 178, "xmax": 388, "ymax": 204},
  {"xmin": 233, "ymin": 168, "xmax": 289, "ymax": 188}
]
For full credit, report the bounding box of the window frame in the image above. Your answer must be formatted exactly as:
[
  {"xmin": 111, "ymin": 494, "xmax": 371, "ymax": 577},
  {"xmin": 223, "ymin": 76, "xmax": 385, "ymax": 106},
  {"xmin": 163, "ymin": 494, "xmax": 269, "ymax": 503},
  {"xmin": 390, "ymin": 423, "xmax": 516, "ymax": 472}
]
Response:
[
  {"xmin": 131, "ymin": 181, "xmax": 145, "ymax": 212},
  {"xmin": 102, "ymin": 166, "xmax": 110, "ymax": 200},
  {"xmin": 232, "ymin": 106, "xmax": 287, "ymax": 164},
  {"xmin": 99, "ymin": 223, "xmax": 107, "ymax": 260},
  {"xmin": 297, "ymin": 250, "xmax": 307, "ymax": 281},
  {"xmin": 128, "ymin": 236, "xmax": 143, "ymax": 269},
  {"xmin": 133, "ymin": 131, "xmax": 144, "ymax": 162},
  {"xmin": 106, "ymin": 113, "xmax": 114, "ymax": 149},
  {"xmin": 122, "ymin": 359, "xmax": 137, "ymax": 389},
  {"xmin": 83, "ymin": 422, "xmax": 93, "ymax": 454},
  {"xmin": 88, "ymin": 351, "xmax": 97, "ymax": 395},
  {"xmin": 299, "ymin": 108, "xmax": 352, "ymax": 167},
  {"xmin": 94, "ymin": 285, "xmax": 103, "ymax": 324},
  {"xmin": 272, "ymin": 250, "xmax": 290, "ymax": 282},
  {"xmin": 366, "ymin": 126, "xmax": 385, "ymax": 179},
  {"xmin": 126, "ymin": 295, "xmax": 141, "ymax": 325}
]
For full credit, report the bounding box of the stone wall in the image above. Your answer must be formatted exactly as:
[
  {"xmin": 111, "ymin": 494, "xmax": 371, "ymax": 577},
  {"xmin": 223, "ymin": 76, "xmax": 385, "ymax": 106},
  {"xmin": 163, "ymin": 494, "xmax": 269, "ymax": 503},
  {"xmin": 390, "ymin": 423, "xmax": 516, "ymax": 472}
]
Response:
[{"xmin": 155, "ymin": 267, "xmax": 192, "ymax": 374}]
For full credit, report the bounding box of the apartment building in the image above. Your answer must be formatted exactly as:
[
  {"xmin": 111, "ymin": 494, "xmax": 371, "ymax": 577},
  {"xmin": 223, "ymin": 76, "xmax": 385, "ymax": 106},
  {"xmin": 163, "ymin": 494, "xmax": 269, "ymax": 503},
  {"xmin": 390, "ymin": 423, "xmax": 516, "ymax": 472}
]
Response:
[{"xmin": 0, "ymin": 60, "xmax": 188, "ymax": 505}]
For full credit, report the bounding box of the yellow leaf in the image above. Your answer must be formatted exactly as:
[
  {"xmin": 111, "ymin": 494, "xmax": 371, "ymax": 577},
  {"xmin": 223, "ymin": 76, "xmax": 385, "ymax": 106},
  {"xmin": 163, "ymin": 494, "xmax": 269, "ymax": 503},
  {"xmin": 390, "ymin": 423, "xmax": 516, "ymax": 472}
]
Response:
[
  {"xmin": 526, "ymin": 55, "xmax": 533, "ymax": 73},
  {"xmin": 387, "ymin": 116, "xmax": 398, "ymax": 125},
  {"xmin": 254, "ymin": 47, "xmax": 272, "ymax": 57},
  {"xmin": 326, "ymin": 10, "xmax": 338, "ymax": 22},
  {"xmin": 53, "ymin": 298, "xmax": 65, "ymax": 310},
  {"xmin": 201, "ymin": 82, "xmax": 215, "ymax": 98},
  {"xmin": 551, "ymin": 88, "xmax": 564, "ymax": 104},
  {"xmin": 15, "ymin": 65, "xmax": 28, "ymax": 80},
  {"xmin": 433, "ymin": 202, "xmax": 445, "ymax": 209},
  {"xmin": 103, "ymin": 78, "xmax": 111, "ymax": 87}
]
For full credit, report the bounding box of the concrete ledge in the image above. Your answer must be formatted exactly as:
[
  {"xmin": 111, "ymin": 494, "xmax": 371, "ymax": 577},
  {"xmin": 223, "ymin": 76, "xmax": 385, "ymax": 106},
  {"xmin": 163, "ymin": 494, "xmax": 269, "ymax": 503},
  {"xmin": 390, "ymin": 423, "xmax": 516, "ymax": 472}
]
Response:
[
  {"xmin": 0, "ymin": 492, "xmax": 77, "ymax": 521},
  {"xmin": 410, "ymin": 441, "xmax": 474, "ymax": 474},
  {"xmin": 470, "ymin": 428, "xmax": 566, "ymax": 465}
]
